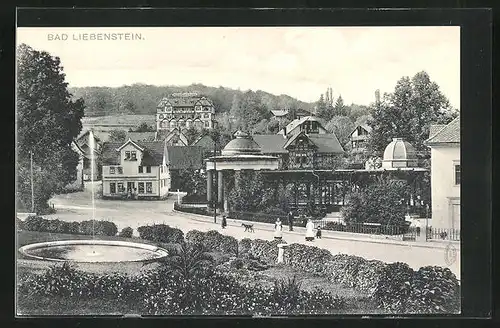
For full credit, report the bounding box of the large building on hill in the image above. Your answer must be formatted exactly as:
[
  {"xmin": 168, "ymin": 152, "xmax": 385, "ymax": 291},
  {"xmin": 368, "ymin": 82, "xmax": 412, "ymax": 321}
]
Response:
[{"xmin": 156, "ymin": 93, "xmax": 216, "ymax": 133}]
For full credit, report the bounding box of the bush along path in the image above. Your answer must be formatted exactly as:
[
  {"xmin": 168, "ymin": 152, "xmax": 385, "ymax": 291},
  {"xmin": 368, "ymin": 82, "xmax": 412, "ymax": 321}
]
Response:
[{"xmin": 17, "ymin": 224, "xmax": 460, "ymax": 315}]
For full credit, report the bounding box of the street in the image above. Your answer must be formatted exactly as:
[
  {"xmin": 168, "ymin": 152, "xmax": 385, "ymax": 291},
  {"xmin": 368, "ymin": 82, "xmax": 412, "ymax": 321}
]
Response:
[{"xmin": 45, "ymin": 185, "xmax": 460, "ymax": 278}]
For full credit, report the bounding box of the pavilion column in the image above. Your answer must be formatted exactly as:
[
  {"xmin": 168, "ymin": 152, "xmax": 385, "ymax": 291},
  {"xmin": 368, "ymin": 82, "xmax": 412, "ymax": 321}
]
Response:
[
  {"xmin": 207, "ymin": 170, "xmax": 213, "ymax": 206},
  {"xmin": 234, "ymin": 170, "xmax": 241, "ymax": 191},
  {"xmin": 218, "ymin": 170, "xmax": 224, "ymax": 211}
]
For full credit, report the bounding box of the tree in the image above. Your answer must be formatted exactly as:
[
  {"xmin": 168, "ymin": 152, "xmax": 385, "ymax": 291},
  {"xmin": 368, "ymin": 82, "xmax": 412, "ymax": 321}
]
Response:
[
  {"xmin": 184, "ymin": 126, "xmax": 201, "ymax": 145},
  {"xmin": 355, "ymin": 114, "xmax": 372, "ymax": 127},
  {"xmin": 333, "ymin": 95, "xmax": 349, "ymax": 116},
  {"xmin": 316, "ymin": 94, "xmax": 334, "ymax": 121},
  {"xmin": 325, "ymin": 116, "xmax": 355, "ymax": 148},
  {"xmin": 17, "ymin": 44, "xmax": 85, "ymax": 213},
  {"xmin": 341, "ymin": 177, "xmax": 409, "ymax": 226},
  {"xmin": 108, "ymin": 129, "xmax": 127, "ymax": 143},
  {"xmin": 367, "ymin": 71, "xmax": 458, "ymax": 153},
  {"xmin": 131, "ymin": 122, "xmax": 155, "ymax": 132}
]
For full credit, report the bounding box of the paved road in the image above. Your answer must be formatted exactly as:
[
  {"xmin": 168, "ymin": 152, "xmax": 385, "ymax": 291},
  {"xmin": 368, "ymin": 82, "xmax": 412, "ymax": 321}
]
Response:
[{"xmin": 45, "ymin": 187, "xmax": 460, "ymax": 278}]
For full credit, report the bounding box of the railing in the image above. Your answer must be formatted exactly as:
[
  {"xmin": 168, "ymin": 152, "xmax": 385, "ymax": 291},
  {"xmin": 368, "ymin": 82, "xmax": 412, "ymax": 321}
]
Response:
[
  {"xmin": 173, "ymin": 202, "xmax": 211, "ymax": 216},
  {"xmin": 426, "ymin": 227, "xmax": 460, "ymax": 241},
  {"xmin": 318, "ymin": 221, "xmax": 412, "ymax": 236}
]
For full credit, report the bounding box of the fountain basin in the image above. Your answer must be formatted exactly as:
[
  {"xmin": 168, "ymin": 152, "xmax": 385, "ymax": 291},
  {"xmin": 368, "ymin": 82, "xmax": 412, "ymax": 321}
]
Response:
[{"xmin": 19, "ymin": 240, "xmax": 168, "ymax": 263}]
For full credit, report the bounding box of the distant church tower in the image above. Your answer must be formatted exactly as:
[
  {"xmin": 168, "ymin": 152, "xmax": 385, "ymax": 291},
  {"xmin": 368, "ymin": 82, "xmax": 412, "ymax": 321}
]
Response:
[{"xmin": 375, "ymin": 89, "xmax": 381, "ymax": 104}]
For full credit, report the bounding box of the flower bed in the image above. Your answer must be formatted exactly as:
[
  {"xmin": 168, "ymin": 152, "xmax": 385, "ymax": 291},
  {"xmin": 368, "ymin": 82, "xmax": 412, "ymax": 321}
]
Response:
[
  {"xmin": 21, "ymin": 216, "xmax": 118, "ymax": 236},
  {"xmin": 240, "ymin": 238, "xmax": 286, "ymax": 265}
]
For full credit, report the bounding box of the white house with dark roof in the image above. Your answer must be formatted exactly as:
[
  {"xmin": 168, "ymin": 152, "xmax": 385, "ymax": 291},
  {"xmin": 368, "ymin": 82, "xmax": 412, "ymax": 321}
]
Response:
[
  {"xmin": 425, "ymin": 116, "xmax": 460, "ymax": 230},
  {"xmin": 101, "ymin": 139, "xmax": 171, "ymax": 199}
]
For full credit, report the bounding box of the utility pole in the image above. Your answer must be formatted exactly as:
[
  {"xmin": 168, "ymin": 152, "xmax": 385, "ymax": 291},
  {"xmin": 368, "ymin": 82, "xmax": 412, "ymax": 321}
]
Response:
[{"xmin": 213, "ymin": 136, "xmax": 217, "ymax": 224}]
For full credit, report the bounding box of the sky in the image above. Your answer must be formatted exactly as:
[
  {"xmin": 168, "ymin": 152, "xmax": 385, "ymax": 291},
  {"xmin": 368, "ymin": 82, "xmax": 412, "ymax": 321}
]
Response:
[{"xmin": 16, "ymin": 26, "xmax": 460, "ymax": 108}]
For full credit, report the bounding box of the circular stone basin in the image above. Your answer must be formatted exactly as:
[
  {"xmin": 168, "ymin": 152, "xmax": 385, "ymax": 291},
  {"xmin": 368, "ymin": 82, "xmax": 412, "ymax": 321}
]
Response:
[{"xmin": 19, "ymin": 240, "xmax": 168, "ymax": 263}]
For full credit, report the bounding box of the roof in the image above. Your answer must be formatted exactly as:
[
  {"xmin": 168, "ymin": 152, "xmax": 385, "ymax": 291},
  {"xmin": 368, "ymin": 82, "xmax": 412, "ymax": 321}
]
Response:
[
  {"xmin": 383, "ymin": 138, "xmax": 417, "ymax": 161},
  {"xmin": 253, "ymin": 133, "xmax": 344, "ymax": 154},
  {"xmin": 426, "ymin": 117, "xmax": 460, "ymax": 144},
  {"xmin": 191, "ymin": 134, "xmax": 213, "ymax": 148},
  {"xmin": 101, "ymin": 142, "xmax": 123, "ymax": 165},
  {"xmin": 252, "ymin": 135, "xmax": 288, "ymax": 154},
  {"xmin": 278, "ymin": 116, "xmax": 324, "ymax": 136},
  {"xmin": 101, "ymin": 141, "xmax": 166, "ymax": 166},
  {"xmin": 222, "ymin": 131, "xmax": 262, "ymax": 155},
  {"xmin": 76, "ymin": 129, "xmax": 101, "ymax": 143},
  {"xmin": 166, "ymin": 146, "xmax": 204, "ymax": 170},
  {"xmin": 157, "ymin": 93, "xmax": 214, "ymax": 109},
  {"xmin": 125, "ymin": 131, "xmax": 156, "ymax": 142},
  {"xmin": 270, "ymin": 109, "xmax": 289, "ymax": 117},
  {"xmin": 349, "ymin": 124, "xmax": 372, "ymax": 137},
  {"xmin": 139, "ymin": 142, "xmax": 166, "ymax": 166}
]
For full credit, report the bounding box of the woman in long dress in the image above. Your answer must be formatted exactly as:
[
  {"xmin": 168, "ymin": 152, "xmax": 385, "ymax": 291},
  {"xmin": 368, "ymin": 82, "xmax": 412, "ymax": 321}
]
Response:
[
  {"xmin": 305, "ymin": 219, "xmax": 315, "ymax": 241},
  {"xmin": 274, "ymin": 218, "xmax": 283, "ymax": 240}
]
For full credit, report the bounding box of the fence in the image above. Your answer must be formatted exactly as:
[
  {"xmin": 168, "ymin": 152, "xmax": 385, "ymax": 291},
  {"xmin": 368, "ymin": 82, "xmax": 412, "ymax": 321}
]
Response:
[
  {"xmin": 173, "ymin": 202, "xmax": 211, "ymax": 216},
  {"xmin": 317, "ymin": 221, "xmax": 411, "ymax": 236},
  {"xmin": 426, "ymin": 227, "xmax": 460, "ymax": 241}
]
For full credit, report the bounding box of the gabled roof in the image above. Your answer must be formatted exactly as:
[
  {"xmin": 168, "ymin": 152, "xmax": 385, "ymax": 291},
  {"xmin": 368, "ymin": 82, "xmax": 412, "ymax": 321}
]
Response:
[
  {"xmin": 349, "ymin": 124, "xmax": 372, "ymax": 137},
  {"xmin": 71, "ymin": 141, "xmax": 85, "ymax": 155},
  {"xmin": 253, "ymin": 132, "xmax": 344, "ymax": 154},
  {"xmin": 277, "ymin": 116, "xmax": 325, "ymax": 136},
  {"xmin": 283, "ymin": 131, "xmax": 317, "ymax": 150},
  {"xmin": 426, "ymin": 117, "xmax": 460, "ymax": 145},
  {"xmin": 166, "ymin": 146, "xmax": 204, "ymax": 170},
  {"xmin": 76, "ymin": 129, "xmax": 102, "ymax": 143},
  {"xmin": 307, "ymin": 134, "xmax": 344, "ymax": 153},
  {"xmin": 271, "ymin": 109, "xmax": 289, "ymax": 117},
  {"xmin": 191, "ymin": 134, "xmax": 213, "ymax": 148},
  {"xmin": 125, "ymin": 131, "xmax": 156, "ymax": 142},
  {"xmin": 101, "ymin": 142, "xmax": 123, "ymax": 165},
  {"xmin": 157, "ymin": 93, "xmax": 214, "ymax": 109},
  {"xmin": 116, "ymin": 138, "xmax": 145, "ymax": 152}
]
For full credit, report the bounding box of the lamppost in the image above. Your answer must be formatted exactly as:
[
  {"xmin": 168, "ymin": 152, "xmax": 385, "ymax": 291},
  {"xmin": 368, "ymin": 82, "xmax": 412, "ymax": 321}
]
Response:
[{"xmin": 210, "ymin": 120, "xmax": 219, "ymax": 224}]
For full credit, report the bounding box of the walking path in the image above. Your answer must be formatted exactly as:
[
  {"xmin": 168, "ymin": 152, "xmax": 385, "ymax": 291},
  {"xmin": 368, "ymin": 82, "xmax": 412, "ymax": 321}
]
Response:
[{"xmin": 40, "ymin": 190, "xmax": 460, "ymax": 278}]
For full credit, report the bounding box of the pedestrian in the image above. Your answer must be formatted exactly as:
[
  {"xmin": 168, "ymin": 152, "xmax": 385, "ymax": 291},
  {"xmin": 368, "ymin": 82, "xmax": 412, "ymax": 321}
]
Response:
[
  {"xmin": 287, "ymin": 211, "xmax": 294, "ymax": 231},
  {"xmin": 274, "ymin": 218, "xmax": 283, "ymax": 240},
  {"xmin": 221, "ymin": 215, "xmax": 227, "ymax": 229},
  {"xmin": 316, "ymin": 226, "xmax": 322, "ymax": 239},
  {"xmin": 305, "ymin": 219, "xmax": 315, "ymax": 241}
]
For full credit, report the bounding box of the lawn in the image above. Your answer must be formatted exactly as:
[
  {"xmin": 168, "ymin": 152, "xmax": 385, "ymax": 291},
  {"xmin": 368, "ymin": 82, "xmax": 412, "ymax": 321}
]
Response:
[{"xmin": 81, "ymin": 115, "xmax": 155, "ymax": 126}]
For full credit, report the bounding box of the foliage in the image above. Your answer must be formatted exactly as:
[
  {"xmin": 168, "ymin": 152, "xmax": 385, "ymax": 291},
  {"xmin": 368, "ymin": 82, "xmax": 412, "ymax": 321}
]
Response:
[
  {"xmin": 341, "ymin": 177, "xmax": 409, "ymax": 226},
  {"xmin": 283, "ymin": 243, "xmax": 334, "ymax": 275},
  {"xmin": 171, "ymin": 169, "xmax": 206, "ymax": 194},
  {"xmin": 118, "ymin": 227, "xmax": 133, "ymax": 238},
  {"xmin": 108, "ymin": 129, "xmax": 127, "ymax": 143},
  {"xmin": 22, "ymin": 216, "xmax": 118, "ymax": 236},
  {"xmin": 129, "ymin": 122, "xmax": 155, "ymax": 132},
  {"xmin": 185, "ymin": 230, "xmax": 238, "ymax": 256},
  {"xmin": 16, "ymin": 217, "xmax": 24, "ymax": 230},
  {"xmin": 325, "ymin": 115, "xmax": 355, "ymax": 147},
  {"xmin": 373, "ymin": 262, "xmax": 416, "ymax": 313},
  {"xmin": 17, "ymin": 44, "xmax": 85, "ymax": 213},
  {"xmin": 367, "ymin": 71, "xmax": 459, "ymax": 153},
  {"xmin": 158, "ymin": 242, "xmax": 215, "ymax": 281},
  {"xmin": 137, "ymin": 224, "xmax": 184, "ymax": 244}
]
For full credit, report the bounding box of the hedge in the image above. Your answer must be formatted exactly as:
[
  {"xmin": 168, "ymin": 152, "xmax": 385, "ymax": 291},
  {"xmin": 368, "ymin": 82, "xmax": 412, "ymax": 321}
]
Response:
[
  {"xmin": 137, "ymin": 224, "xmax": 184, "ymax": 244},
  {"xmin": 118, "ymin": 227, "xmax": 134, "ymax": 238},
  {"xmin": 185, "ymin": 230, "xmax": 238, "ymax": 256},
  {"xmin": 237, "ymin": 239, "xmax": 460, "ymax": 314},
  {"xmin": 21, "ymin": 216, "xmax": 118, "ymax": 236}
]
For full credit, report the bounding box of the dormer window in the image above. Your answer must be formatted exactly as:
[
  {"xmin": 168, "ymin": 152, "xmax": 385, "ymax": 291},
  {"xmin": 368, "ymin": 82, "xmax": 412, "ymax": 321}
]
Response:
[
  {"xmin": 110, "ymin": 167, "xmax": 115, "ymax": 174},
  {"xmin": 125, "ymin": 151, "xmax": 131, "ymax": 160},
  {"xmin": 131, "ymin": 151, "xmax": 137, "ymax": 161},
  {"xmin": 117, "ymin": 167, "xmax": 123, "ymax": 174}
]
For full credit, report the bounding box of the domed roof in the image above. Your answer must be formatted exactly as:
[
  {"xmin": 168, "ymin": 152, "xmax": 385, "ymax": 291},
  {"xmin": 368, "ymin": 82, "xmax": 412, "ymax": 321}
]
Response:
[
  {"xmin": 221, "ymin": 131, "xmax": 262, "ymax": 156},
  {"xmin": 382, "ymin": 138, "xmax": 418, "ymax": 169}
]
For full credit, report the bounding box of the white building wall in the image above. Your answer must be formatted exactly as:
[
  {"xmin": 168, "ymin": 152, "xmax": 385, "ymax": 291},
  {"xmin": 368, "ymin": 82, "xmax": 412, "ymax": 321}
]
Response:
[{"xmin": 430, "ymin": 145, "xmax": 460, "ymax": 229}]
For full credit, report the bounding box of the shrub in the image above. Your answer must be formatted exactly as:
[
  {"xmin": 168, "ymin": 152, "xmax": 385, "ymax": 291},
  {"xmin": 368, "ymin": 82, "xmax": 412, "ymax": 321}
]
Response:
[
  {"xmin": 284, "ymin": 243, "xmax": 334, "ymax": 275},
  {"xmin": 23, "ymin": 216, "xmax": 46, "ymax": 232},
  {"xmin": 245, "ymin": 239, "xmax": 285, "ymax": 265},
  {"xmin": 185, "ymin": 230, "xmax": 238, "ymax": 256},
  {"xmin": 373, "ymin": 262, "xmax": 415, "ymax": 313},
  {"xmin": 238, "ymin": 238, "xmax": 252, "ymax": 258},
  {"xmin": 407, "ymin": 266, "xmax": 460, "ymax": 314},
  {"xmin": 137, "ymin": 224, "xmax": 184, "ymax": 244},
  {"xmin": 118, "ymin": 227, "xmax": 133, "ymax": 238},
  {"xmin": 16, "ymin": 217, "xmax": 24, "ymax": 230},
  {"xmin": 79, "ymin": 220, "xmax": 118, "ymax": 236}
]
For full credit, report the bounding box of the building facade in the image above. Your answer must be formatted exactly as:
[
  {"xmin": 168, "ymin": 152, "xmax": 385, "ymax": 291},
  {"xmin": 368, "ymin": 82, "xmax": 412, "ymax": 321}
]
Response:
[
  {"xmin": 156, "ymin": 92, "xmax": 216, "ymax": 132},
  {"xmin": 75, "ymin": 130, "xmax": 101, "ymax": 181},
  {"xmin": 425, "ymin": 117, "xmax": 460, "ymax": 230},
  {"xmin": 349, "ymin": 124, "xmax": 372, "ymax": 151},
  {"xmin": 101, "ymin": 139, "xmax": 171, "ymax": 199}
]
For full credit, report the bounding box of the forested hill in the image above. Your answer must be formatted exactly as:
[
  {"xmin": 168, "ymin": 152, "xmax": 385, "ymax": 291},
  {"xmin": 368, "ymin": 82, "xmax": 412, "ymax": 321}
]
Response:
[{"xmin": 69, "ymin": 83, "xmax": 314, "ymax": 117}]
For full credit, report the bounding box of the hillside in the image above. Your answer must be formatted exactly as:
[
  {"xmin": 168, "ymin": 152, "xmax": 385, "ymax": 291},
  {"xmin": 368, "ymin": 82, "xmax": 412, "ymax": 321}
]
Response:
[{"xmin": 69, "ymin": 83, "xmax": 314, "ymax": 117}]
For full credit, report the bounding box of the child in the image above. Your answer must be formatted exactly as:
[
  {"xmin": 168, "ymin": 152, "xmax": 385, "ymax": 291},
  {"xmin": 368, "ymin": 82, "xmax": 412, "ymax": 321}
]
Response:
[
  {"xmin": 221, "ymin": 215, "xmax": 227, "ymax": 229},
  {"xmin": 316, "ymin": 227, "xmax": 322, "ymax": 239}
]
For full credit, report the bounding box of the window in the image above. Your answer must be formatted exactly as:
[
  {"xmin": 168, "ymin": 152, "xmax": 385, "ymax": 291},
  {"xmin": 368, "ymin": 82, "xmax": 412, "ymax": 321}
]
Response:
[
  {"xmin": 160, "ymin": 166, "xmax": 163, "ymax": 173},
  {"xmin": 125, "ymin": 151, "xmax": 131, "ymax": 160},
  {"xmin": 146, "ymin": 166, "xmax": 151, "ymax": 173},
  {"xmin": 117, "ymin": 183, "xmax": 124, "ymax": 192},
  {"xmin": 455, "ymin": 164, "xmax": 461, "ymax": 185},
  {"xmin": 117, "ymin": 167, "xmax": 123, "ymax": 174},
  {"xmin": 110, "ymin": 167, "xmax": 115, "ymax": 174},
  {"xmin": 146, "ymin": 182, "xmax": 152, "ymax": 193},
  {"xmin": 203, "ymin": 113, "xmax": 209, "ymax": 118},
  {"xmin": 110, "ymin": 183, "xmax": 116, "ymax": 194},
  {"xmin": 138, "ymin": 166, "xmax": 143, "ymax": 173},
  {"xmin": 138, "ymin": 182, "xmax": 144, "ymax": 193},
  {"xmin": 131, "ymin": 151, "xmax": 137, "ymax": 161},
  {"xmin": 204, "ymin": 121, "xmax": 209, "ymax": 127}
]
